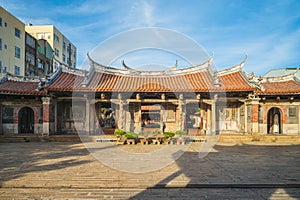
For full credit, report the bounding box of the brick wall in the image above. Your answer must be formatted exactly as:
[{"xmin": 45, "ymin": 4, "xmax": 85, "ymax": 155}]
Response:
[
  {"xmin": 252, "ymin": 104, "xmax": 259, "ymax": 123},
  {"xmin": 43, "ymin": 104, "xmax": 50, "ymax": 123},
  {"xmin": 13, "ymin": 106, "xmax": 40, "ymax": 124}
]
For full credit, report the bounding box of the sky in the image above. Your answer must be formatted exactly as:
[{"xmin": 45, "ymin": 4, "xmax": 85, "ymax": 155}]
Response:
[{"xmin": 1, "ymin": 0, "xmax": 299, "ymax": 75}]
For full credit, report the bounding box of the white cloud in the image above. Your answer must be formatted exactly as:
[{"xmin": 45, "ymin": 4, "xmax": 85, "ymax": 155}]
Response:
[
  {"xmin": 53, "ymin": 1, "xmax": 111, "ymax": 15},
  {"xmin": 210, "ymin": 29, "xmax": 300, "ymax": 75}
]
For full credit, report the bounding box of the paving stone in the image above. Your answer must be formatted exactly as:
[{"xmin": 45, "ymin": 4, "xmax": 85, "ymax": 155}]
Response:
[{"xmin": 0, "ymin": 142, "xmax": 300, "ymax": 199}]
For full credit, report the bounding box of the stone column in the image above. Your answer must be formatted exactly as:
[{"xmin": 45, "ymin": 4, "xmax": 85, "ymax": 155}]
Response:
[
  {"xmin": 200, "ymin": 101, "xmax": 206, "ymax": 130},
  {"xmin": 246, "ymin": 96, "xmax": 260, "ymax": 135},
  {"xmin": 42, "ymin": 97, "xmax": 51, "ymax": 136},
  {"xmin": 85, "ymin": 97, "xmax": 90, "ymax": 134},
  {"xmin": 89, "ymin": 101, "xmax": 95, "ymax": 133},
  {"xmin": 206, "ymin": 104, "xmax": 211, "ymax": 134},
  {"xmin": 124, "ymin": 103, "xmax": 131, "ymax": 132},
  {"xmin": 244, "ymin": 102, "xmax": 248, "ymax": 133},
  {"xmin": 161, "ymin": 102, "xmax": 166, "ymax": 132},
  {"xmin": 211, "ymin": 94, "xmax": 217, "ymax": 135},
  {"xmin": 178, "ymin": 94, "xmax": 186, "ymax": 131},
  {"xmin": 117, "ymin": 93, "xmax": 125, "ymax": 130}
]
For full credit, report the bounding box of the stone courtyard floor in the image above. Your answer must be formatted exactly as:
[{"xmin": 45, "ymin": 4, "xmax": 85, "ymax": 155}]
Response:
[{"xmin": 0, "ymin": 141, "xmax": 300, "ymax": 199}]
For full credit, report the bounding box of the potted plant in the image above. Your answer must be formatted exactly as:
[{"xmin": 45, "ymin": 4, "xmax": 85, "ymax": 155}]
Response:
[
  {"xmin": 163, "ymin": 131, "xmax": 175, "ymax": 144},
  {"xmin": 139, "ymin": 131, "xmax": 150, "ymax": 145},
  {"xmin": 124, "ymin": 132, "xmax": 138, "ymax": 144},
  {"xmin": 151, "ymin": 130, "xmax": 162, "ymax": 144},
  {"xmin": 114, "ymin": 129, "xmax": 125, "ymax": 145},
  {"xmin": 175, "ymin": 130, "xmax": 187, "ymax": 144}
]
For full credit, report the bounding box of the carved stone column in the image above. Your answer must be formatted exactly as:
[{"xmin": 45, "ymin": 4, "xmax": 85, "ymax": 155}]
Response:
[
  {"xmin": 89, "ymin": 101, "xmax": 95, "ymax": 133},
  {"xmin": 206, "ymin": 104, "xmax": 211, "ymax": 134},
  {"xmin": 211, "ymin": 94, "xmax": 217, "ymax": 135},
  {"xmin": 161, "ymin": 102, "xmax": 166, "ymax": 132},
  {"xmin": 85, "ymin": 96, "xmax": 90, "ymax": 133},
  {"xmin": 244, "ymin": 102, "xmax": 248, "ymax": 133},
  {"xmin": 124, "ymin": 103, "xmax": 131, "ymax": 132},
  {"xmin": 117, "ymin": 93, "xmax": 125, "ymax": 130},
  {"xmin": 178, "ymin": 94, "xmax": 186, "ymax": 131}
]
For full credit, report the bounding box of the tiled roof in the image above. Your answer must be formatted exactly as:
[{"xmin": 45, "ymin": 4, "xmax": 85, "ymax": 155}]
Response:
[
  {"xmin": 45, "ymin": 70, "xmax": 217, "ymax": 92},
  {"xmin": 43, "ymin": 72, "xmax": 85, "ymax": 91},
  {"xmin": 40, "ymin": 66, "xmax": 300, "ymax": 95},
  {"xmin": 218, "ymin": 71, "xmax": 254, "ymax": 91},
  {"xmin": 257, "ymin": 80, "xmax": 300, "ymax": 94},
  {"xmin": 0, "ymin": 80, "xmax": 45, "ymax": 95},
  {"xmin": 78, "ymin": 70, "xmax": 215, "ymax": 92}
]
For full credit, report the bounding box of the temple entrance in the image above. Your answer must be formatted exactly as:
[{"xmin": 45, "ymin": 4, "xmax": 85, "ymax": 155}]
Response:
[
  {"xmin": 186, "ymin": 103, "xmax": 201, "ymax": 129},
  {"xmin": 97, "ymin": 103, "xmax": 116, "ymax": 128},
  {"xmin": 18, "ymin": 107, "xmax": 34, "ymax": 134},
  {"xmin": 267, "ymin": 107, "xmax": 282, "ymax": 134},
  {"xmin": 141, "ymin": 104, "xmax": 161, "ymax": 129},
  {"xmin": 186, "ymin": 103, "xmax": 204, "ymax": 135}
]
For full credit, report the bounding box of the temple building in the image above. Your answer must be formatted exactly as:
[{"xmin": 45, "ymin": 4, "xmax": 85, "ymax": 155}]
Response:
[{"xmin": 1, "ymin": 55, "xmax": 300, "ymax": 136}]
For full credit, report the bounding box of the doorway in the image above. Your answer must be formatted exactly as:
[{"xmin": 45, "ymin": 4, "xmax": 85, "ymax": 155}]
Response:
[
  {"xmin": 267, "ymin": 107, "xmax": 282, "ymax": 134},
  {"xmin": 18, "ymin": 107, "xmax": 34, "ymax": 134}
]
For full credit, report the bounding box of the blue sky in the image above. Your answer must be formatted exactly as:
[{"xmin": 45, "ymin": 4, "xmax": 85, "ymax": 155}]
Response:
[{"xmin": 1, "ymin": 0, "xmax": 299, "ymax": 75}]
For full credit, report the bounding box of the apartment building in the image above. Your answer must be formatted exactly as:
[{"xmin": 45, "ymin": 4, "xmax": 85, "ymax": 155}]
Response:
[
  {"xmin": 25, "ymin": 25, "xmax": 77, "ymax": 71},
  {"xmin": 0, "ymin": 6, "xmax": 25, "ymax": 77}
]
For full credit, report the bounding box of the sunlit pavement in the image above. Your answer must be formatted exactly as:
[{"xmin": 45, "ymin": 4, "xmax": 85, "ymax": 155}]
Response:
[{"xmin": 0, "ymin": 142, "xmax": 299, "ymax": 199}]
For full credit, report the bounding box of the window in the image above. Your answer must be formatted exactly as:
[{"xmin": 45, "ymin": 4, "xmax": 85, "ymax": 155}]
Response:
[
  {"xmin": 54, "ymin": 48, "xmax": 59, "ymax": 57},
  {"xmin": 0, "ymin": 18, "xmax": 2, "ymax": 26},
  {"xmin": 26, "ymin": 51, "xmax": 35, "ymax": 65},
  {"xmin": 4, "ymin": 66, "xmax": 7, "ymax": 73},
  {"xmin": 15, "ymin": 28, "xmax": 21, "ymax": 38},
  {"xmin": 37, "ymin": 33, "xmax": 50, "ymax": 39},
  {"xmin": 63, "ymin": 54, "xmax": 66, "ymax": 62},
  {"xmin": 0, "ymin": 61, "xmax": 2, "ymax": 73},
  {"xmin": 14, "ymin": 66, "xmax": 20, "ymax": 76},
  {"xmin": 288, "ymin": 107, "xmax": 297, "ymax": 117},
  {"xmin": 63, "ymin": 42, "xmax": 66, "ymax": 50},
  {"xmin": 2, "ymin": 107, "xmax": 14, "ymax": 123},
  {"xmin": 45, "ymin": 62, "xmax": 49, "ymax": 73},
  {"xmin": 0, "ymin": 38, "xmax": 2, "ymax": 50},
  {"xmin": 37, "ymin": 33, "xmax": 43, "ymax": 39},
  {"xmin": 38, "ymin": 59, "xmax": 44, "ymax": 69},
  {"xmin": 15, "ymin": 46, "xmax": 20, "ymax": 58},
  {"xmin": 4, "ymin": 22, "xmax": 7, "ymax": 27},
  {"xmin": 54, "ymin": 34, "xmax": 59, "ymax": 43},
  {"xmin": 25, "ymin": 34, "xmax": 36, "ymax": 48}
]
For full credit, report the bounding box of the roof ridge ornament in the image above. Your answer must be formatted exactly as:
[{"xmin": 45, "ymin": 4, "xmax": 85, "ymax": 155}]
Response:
[
  {"xmin": 88, "ymin": 53, "xmax": 211, "ymax": 76},
  {"xmin": 47, "ymin": 65, "xmax": 63, "ymax": 85},
  {"xmin": 122, "ymin": 60, "xmax": 135, "ymax": 70},
  {"xmin": 209, "ymin": 51, "xmax": 214, "ymax": 65},
  {"xmin": 217, "ymin": 54, "xmax": 247, "ymax": 76}
]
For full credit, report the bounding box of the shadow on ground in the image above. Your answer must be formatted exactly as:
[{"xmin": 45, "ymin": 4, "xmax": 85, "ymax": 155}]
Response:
[
  {"xmin": 0, "ymin": 142, "xmax": 300, "ymax": 199},
  {"xmin": 0, "ymin": 142, "xmax": 91, "ymax": 186},
  {"xmin": 130, "ymin": 143, "xmax": 300, "ymax": 199}
]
